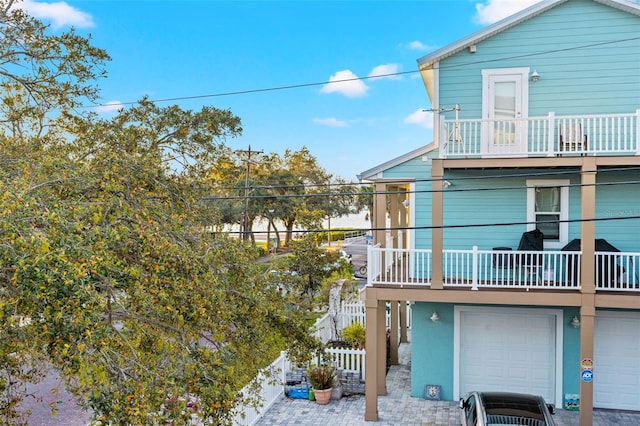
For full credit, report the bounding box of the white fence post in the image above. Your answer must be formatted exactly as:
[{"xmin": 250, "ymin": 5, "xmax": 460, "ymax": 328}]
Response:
[{"xmin": 471, "ymin": 245, "xmax": 479, "ymax": 291}]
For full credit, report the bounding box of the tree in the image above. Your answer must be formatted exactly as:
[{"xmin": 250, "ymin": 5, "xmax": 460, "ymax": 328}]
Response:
[
  {"xmin": 1, "ymin": 101, "xmax": 322, "ymax": 425},
  {"xmin": 355, "ymin": 184, "xmax": 374, "ymax": 228},
  {"xmin": 0, "ymin": 6, "xmax": 322, "ymax": 424},
  {"xmin": 0, "ymin": 0, "xmax": 109, "ymax": 137}
]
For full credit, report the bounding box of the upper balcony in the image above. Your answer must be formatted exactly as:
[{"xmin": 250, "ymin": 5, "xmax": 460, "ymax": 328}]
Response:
[
  {"xmin": 367, "ymin": 245, "xmax": 640, "ymax": 293},
  {"xmin": 439, "ymin": 111, "xmax": 640, "ymax": 159}
]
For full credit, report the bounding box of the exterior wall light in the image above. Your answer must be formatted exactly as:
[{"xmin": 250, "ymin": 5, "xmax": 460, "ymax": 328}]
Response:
[
  {"xmin": 402, "ymin": 199, "xmax": 410, "ymax": 208},
  {"xmin": 570, "ymin": 315, "xmax": 581, "ymax": 328},
  {"xmin": 430, "ymin": 312, "xmax": 440, "ymax": 322},
  {"xmin": 530, "ymin": 70, "xmax": 540, "ymax": 81},
  {"xmin": 442, "ymin": 180, "xmax": 452, "ymax": 189}
]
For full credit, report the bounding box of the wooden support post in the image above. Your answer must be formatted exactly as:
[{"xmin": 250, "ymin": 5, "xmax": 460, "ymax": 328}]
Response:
[{"xmin": 364, "ymin": 289, "xmax": 379, "ymax": 421}]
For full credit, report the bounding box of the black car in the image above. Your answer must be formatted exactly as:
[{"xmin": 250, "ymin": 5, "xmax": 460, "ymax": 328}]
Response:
[{"xmin": 459, "ymin": 391, "xmax": 556, "ymax": 426}]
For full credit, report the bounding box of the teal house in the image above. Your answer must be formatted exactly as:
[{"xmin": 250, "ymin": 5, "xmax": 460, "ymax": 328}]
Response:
[{"xmin": 358, "ymin": 0, "xmax": 640, "ymax": 423}]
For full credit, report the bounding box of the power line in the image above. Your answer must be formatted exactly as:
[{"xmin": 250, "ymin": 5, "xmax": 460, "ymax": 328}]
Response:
[
  {"xmin": 211, "ymin": 165, "xmax": 640, "ymax": 193},
  {"xmin": 204, "ymin": 179, "xmax": 640, "ymax": 202},
  {"xmin": 83, "ymin": 36, "xmax": 640, "ymax": 109},
  {"xmin": 223, "ymin": 214, "xmax": 640, "ymax": 236}
]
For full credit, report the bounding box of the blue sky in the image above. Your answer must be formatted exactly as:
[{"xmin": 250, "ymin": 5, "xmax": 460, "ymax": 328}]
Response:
[{"xmin": 18, "ymin": 0, "xmax": 543, "ymax": 180}]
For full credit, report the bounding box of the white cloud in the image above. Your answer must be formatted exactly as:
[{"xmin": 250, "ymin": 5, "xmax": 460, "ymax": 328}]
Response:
[
  {"xmin": 404, "ymin": 40, "xmax": 436, "ymax": 52},
  {"xmin": 312, "ymin": 117, "xmax": 348, "ymax": 128},
  {"xmin": 320, "ymin": 70, "xmax": 369, "ymax": 98},
  {"xmin": 18, "ymin": 0, "xmax": 95, "ymax": 28},
  {"xmin": 404, "ymin": 109, "xmax": 433, "ymax": 129},
  {"xmin": 368, "ymin": 63, "xmax": 401, "ymax": 81},
  {"xmin": 93, "ymin": 101, "xmax": 124, "ymax": 114},
  {"xmin": 474, "ymin": 0, "xmax": 541, "ymax": 25}
]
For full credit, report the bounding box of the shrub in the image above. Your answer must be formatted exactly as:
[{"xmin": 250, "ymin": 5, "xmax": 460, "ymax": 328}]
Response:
[{"xmin": 342, "ymin": 322, "xmax": 366, "ymax": 349}]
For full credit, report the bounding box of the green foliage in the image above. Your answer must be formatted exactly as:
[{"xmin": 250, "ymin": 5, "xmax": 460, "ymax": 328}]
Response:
[
  {"xmin": 342, "ymin": 322, "xmax": 366, "ymax": 349},
  {"xmin": 306, "ymin": 365, "xmax": 336, "ymax": 390},
  {"xmin": 0, "ymin": 4, "xmax": 332, "ymax": 424}
]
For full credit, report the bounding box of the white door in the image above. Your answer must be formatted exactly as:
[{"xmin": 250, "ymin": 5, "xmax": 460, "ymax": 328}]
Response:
[
  {"xmin": 482, "ymin": 68, "xmax": 529, "ymax": 156},
  {"xmin": 594, "ymin": 312, "xmax": 640, "ymax": 410},
  {"xmin": 458, "ymin": 308, "xmax": 557, "ymax": 404}
]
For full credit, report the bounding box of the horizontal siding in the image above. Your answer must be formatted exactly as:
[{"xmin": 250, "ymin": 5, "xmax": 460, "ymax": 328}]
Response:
[
  {"xmin": 440, "ymin": 170, "xmax": 583, "ymax": 250},
  {"xmin": 594, "ymin": 170, "xmax": 640, "ymax": 252},
  {"xmin": 438, "ymin": 0, "xmax": 640, "ymax": 118}
]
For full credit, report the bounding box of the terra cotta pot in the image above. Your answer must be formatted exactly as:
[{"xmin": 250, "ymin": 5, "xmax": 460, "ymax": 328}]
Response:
[{"xmin": 313, "ymin": 388, "xmax": 332, "ymax": 405}]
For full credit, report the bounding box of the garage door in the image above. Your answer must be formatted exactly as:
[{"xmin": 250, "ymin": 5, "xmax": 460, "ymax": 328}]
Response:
[
  {"xmin": 458, "ymin": 308, "xmax": 557, "ymax": 403},
  {"xmin": 594, "ymin": 312, "xmax": 640, "ymax": 410}
]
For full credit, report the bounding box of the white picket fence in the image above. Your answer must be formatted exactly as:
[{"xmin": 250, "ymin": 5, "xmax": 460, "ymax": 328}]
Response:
[
  {"xmin": 232, "ymin": 351, "xmax": 291, "ymax": 426},
  {"xmin": 233, "ymin": 298, "xmax": 413, "ymax": 425},
  {"xmin": 325, "ymin": 346, "xmax": 366, "ymax": 377},
  {"xmin": 340, "ymin": 301, "xmax": 413, "ymax": 331}
]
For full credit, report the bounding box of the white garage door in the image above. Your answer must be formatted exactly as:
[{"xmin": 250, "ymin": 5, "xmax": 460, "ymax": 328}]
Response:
[
  {"xmin": 458, "ymin": 308, "xmax": 557, "ymax": 404},
  {"xmin": 594, "ymin": 312, "xmax": 640, "ymax": 410}
]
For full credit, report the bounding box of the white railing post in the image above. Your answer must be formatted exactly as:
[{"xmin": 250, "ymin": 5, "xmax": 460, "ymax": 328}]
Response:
[
  {"xmin": 439, "ymin": 115, "xmax": 448, "ymax": 158},
  {"xmin": 471, "ymin": 246, "xmax": 479, "ymax": 291},
  {"xmin": 367, "ymin": 244, "xmax": 373, "ymax": 286},
  {"xmin": 547, "ymin": 112, "xmax": 556, "ymax": 157},
  {"xmin": 635, "ymin": 109, "xmax": 640, "ymax": 155}
]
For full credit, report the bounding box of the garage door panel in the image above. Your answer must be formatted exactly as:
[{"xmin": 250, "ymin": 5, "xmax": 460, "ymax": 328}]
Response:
[
  {"xmin": 594, "ymin": 313, "xmax": 640, "ymax": 410},
  {"xmin": 459, "ymin": 310, "xmax": 556, "ymax": 403}
]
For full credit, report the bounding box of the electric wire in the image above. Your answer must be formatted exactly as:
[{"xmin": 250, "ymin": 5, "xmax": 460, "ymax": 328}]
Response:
[
  {"xmin": 224, "ymin": 214, "xmax": 640, "ymax": 237},
  {"xmin": 84, "ymin": 36, "xmax": 640, "ymax": 109},
  {"xmin": 212, "ymin": 165, "xmax": 640, "ymax": 193},
  {"xmin": 205, "ymin": 179, "xmax": 640, "ymax": 202}
]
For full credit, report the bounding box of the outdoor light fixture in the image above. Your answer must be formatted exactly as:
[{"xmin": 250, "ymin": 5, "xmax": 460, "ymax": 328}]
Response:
[
  {"xmin": 402, "ymin": 199, "xmax": 410, "ymax": 208},
  {"xmin": 430, "ymin": 312, "xmax": 440, "ymax": 323},
  {"xmin": 570, "ymin": 315, "xmax": 581, "ymax": 328},
  {"xmin": 442, "ymin": 180, "xmax": 452, "ymax": 189},
  {"xmin": 530, "ymin": 70, "xmax": 540, "ymax": 81}
]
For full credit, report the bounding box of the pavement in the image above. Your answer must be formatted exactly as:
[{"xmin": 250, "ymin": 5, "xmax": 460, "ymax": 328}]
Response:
[{"xmin": 255, "ymin": 342, "xmax": 640, "ymax": 426}]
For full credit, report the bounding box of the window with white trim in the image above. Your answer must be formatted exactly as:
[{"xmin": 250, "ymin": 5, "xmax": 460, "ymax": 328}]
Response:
[{"xmin": 526, "ymin": 180, "xmax": 569, "ymax": 249}]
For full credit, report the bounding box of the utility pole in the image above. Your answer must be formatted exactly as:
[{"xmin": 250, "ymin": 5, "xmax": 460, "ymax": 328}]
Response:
[{"xmin": 236, "ymin": 145, "xmax": 263, "ymax": 241}]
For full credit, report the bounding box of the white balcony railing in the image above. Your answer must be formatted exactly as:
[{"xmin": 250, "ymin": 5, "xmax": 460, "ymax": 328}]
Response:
[
  {"xmin": 367, "ymin": 245, "xmax": 640, "ymax": 292},
  {"xmin": 596, "ymin": 252, "xmax": 640, "ymax": 291},
  {"xmin": 440, "ymin": 111, "xmax": 640, "ymax": 158}
]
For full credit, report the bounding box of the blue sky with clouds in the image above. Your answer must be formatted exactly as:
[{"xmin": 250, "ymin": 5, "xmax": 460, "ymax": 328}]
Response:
[{"xmin": 18, "ymin": 0, "xmax": 544, "ymax": 180}]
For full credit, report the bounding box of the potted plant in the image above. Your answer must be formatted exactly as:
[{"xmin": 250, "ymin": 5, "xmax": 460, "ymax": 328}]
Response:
[{"xmin": 306, "ymin": 365, "xmax": 336, "ymax": 405}]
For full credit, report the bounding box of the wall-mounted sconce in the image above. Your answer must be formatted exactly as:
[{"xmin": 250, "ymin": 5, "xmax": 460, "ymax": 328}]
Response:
[
  {"xmin": 442, "ymin": 180, "xmax": 452, "ymax": 189},
  {"xmin": 430, "ymin": 312, "xmax": 440, "ymax": 323},
  {"xmin": 402, "ymin": 199, "xmax": 410, "ymax": 208},
  {"xmin": 570, "ymin": 315, "xmax": 580, "ymax": 328},
  {"xmin": 530, "ymin": 70, "xmax": 540, "ymax": 82}
]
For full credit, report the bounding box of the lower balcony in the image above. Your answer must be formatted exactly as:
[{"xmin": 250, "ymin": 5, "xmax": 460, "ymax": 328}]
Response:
[{"xmin": 367, "ymin": 245, "xmax": 640, "ymax": 292}]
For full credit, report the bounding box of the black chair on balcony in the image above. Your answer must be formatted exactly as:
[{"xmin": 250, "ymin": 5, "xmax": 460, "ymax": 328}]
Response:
[
  {"xmin": 516, "ymin": 229, "xmax": 544, "ymax": 283},
  {"xmin": 492, "ymin": 247, "xmax": 514, "ymax": 269}
]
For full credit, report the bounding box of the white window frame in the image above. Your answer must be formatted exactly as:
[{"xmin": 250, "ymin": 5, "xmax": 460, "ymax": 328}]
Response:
[{"xmin": 526, "ymin": 179, "xmax": 569, "ymax": 249}]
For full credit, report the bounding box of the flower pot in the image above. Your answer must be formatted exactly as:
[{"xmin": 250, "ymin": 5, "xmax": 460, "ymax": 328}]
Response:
[{"xmin": 313, "ymin": 388, "xmax": 332, "ymax": 405}]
